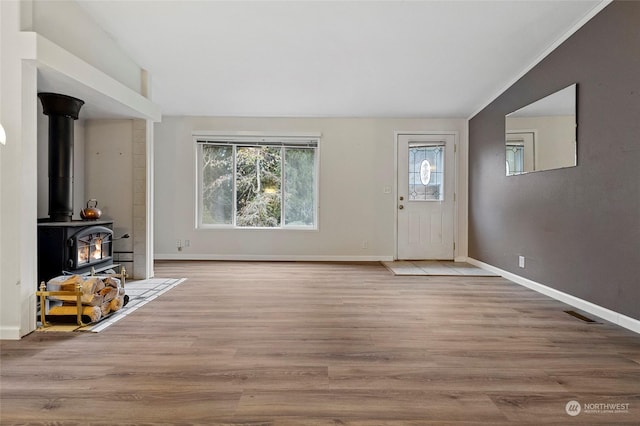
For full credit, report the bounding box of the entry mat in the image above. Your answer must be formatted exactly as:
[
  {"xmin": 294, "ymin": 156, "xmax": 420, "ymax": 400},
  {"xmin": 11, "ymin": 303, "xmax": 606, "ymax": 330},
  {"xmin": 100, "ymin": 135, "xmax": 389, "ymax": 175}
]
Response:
[
  {"xmin": 382, "ymin": 260, "xmax": 499, "ymax": 276},
  {"xmin": 37, "ymin": 277, "xmax": 187, "ymax": 333}
]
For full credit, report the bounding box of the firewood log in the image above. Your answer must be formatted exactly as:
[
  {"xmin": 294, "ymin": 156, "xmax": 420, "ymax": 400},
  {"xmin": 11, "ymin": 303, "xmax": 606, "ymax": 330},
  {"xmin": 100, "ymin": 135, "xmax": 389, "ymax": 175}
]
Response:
[
  {"xmin": 48, "ymin": 305, "xmax": 101, "ymax": 323},
  {"xmin": 109, "ymin": 295, "xmax": 121, "ymax": 312}
]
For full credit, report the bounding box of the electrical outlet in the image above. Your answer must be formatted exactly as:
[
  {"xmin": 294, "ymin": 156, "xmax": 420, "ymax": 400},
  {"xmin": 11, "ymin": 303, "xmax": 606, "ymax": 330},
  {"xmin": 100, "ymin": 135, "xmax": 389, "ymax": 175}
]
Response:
[
  {"xmin": 518, "ymin": 255, "xmax": 525, "ymax": 268},
  {"xmin": 185, "ymin": 239, "xmax": 190, "ymax": 247},
  {"xmin": 361, "ymin": 240, "xmax": 369, "ymax": 249},
  {"xmin": 176, "ymin": 239, "xmax": 182, "ymax": 248}
]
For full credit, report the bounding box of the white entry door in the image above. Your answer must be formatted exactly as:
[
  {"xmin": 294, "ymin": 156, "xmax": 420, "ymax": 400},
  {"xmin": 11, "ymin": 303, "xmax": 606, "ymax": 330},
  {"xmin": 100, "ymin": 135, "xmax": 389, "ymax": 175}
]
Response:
[{"xmin": 397, "ymin": 133, "xmax": 455, "ymax": 260}]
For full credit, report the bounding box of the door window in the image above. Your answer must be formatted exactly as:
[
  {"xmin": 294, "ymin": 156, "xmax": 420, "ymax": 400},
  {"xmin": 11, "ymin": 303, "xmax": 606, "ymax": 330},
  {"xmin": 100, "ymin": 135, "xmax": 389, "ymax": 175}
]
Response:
[{"xmin": 409, "ymin": 144, "xmax": 444, "ymax": 201}]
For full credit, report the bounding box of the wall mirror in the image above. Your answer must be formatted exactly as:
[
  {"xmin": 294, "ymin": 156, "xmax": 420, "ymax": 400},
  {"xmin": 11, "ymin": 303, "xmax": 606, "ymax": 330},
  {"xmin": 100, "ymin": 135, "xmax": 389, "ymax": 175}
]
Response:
[{"xmin": 505, "ymin": 83, "xmax": 577, "ymax": 175}]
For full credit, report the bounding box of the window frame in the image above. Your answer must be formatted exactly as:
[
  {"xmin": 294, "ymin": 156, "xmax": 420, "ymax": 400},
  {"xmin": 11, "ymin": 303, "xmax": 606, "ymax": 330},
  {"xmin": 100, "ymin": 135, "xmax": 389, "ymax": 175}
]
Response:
[{"xmin": 194, "ymin": 132, "xmax": 320, "ymax": 230}]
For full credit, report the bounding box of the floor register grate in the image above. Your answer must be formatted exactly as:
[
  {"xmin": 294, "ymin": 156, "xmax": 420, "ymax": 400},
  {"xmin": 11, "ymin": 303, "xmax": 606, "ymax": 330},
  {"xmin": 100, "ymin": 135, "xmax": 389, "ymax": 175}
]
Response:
[{"xmin": 564, "ymin": 310, "xmax": 599, "ymax": 323}]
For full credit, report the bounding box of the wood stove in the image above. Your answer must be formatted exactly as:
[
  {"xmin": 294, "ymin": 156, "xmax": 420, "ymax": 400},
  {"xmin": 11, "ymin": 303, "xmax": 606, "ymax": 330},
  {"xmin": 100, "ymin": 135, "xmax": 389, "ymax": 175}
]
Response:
[
  {"xmin": 36, "ymin": 93, "xmax": 119, "ymax": 284},
  {"xmin": 37, "ymin": 220, "xmax": 115, "ymax": 283}
]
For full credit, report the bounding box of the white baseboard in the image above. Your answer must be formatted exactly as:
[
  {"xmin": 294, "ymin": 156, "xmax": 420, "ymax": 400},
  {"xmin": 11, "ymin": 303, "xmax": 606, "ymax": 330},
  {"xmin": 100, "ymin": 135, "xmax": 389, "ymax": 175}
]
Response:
[
  {"xmin": 0, "ymin": 326, "xmax": 22, "ymax": 340},
  {"xmin": 154, "ymin": 254, "xmax": 394, "ymax": 262},
  {"xmin": 467, "ymin": 258, "xmax": 640, "ymax": 335}
]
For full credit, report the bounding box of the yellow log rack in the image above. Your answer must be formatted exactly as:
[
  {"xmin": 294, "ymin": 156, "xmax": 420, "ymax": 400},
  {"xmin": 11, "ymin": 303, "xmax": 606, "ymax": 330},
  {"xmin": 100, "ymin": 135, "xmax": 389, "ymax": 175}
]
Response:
[{"xmin": 35, "ymin": 267, "xmax": 127, "ymax": 328}]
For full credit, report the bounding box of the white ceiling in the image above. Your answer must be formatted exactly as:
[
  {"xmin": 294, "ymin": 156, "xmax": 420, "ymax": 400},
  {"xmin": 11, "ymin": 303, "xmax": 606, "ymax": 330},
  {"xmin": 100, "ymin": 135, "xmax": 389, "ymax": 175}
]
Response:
[{"xmin": 77, "ymin": 0, "xmax": 603, "ymax": 119}]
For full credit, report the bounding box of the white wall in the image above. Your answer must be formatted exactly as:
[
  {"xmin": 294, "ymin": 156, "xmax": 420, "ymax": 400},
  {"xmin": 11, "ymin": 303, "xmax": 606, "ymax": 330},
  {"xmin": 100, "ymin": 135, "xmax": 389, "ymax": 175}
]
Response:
[
  {"xmin": 23, "ymin": 0, "xmax": 142, "ymax": 94},
  {"xmin": 0, "ymin": 1, "xmax": 39, "ymax": 339},
  {"xmin": 84, "ymin": 120, "xmax": 134, "ymax": 255},
  {"xmin": 155, "ymin": 116, "xmax": 467, "ymax": 260},
  {"xmin": 0, "ymin": 4, "xmax": 4, "ymax": 332}
]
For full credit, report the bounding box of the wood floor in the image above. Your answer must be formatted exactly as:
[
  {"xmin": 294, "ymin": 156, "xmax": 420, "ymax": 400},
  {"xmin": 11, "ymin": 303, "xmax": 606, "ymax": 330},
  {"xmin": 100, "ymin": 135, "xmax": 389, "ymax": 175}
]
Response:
[{"xmin": 2, "ymin": 261, "xmax": 640, "ymax": 424}]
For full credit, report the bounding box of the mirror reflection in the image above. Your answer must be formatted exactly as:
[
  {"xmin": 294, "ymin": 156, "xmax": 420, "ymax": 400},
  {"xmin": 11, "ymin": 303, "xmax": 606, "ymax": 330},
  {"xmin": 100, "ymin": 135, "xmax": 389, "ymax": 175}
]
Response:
[{"xmin": 505, "ymin": 84, "xmax": 577, "ymax": 175}]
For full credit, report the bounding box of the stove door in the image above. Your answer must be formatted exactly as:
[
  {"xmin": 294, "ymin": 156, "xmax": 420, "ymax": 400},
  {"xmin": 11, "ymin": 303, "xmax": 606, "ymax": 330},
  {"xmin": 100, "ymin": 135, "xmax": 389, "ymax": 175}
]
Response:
[{"xmin": 70, "ymin": 226, "xmax": 113, "ymax": 269}]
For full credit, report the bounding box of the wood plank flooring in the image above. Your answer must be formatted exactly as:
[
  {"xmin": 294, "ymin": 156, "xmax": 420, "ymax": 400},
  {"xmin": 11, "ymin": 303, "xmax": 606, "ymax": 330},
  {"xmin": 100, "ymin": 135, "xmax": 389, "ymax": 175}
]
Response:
[{"xmin": 2, "ymin": 261, "xmax": 640, "ymax": 424}]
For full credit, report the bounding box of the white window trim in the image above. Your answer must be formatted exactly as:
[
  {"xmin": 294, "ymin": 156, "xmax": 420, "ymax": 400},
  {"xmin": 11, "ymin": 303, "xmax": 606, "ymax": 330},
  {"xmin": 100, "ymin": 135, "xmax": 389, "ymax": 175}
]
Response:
[
  {"xmin": 193, "ymin": 130, "xmax": 321, "ymax": 139},
  {"xmin": 194, "ymin": 132, "xmax": 320, "ymax": 231}
]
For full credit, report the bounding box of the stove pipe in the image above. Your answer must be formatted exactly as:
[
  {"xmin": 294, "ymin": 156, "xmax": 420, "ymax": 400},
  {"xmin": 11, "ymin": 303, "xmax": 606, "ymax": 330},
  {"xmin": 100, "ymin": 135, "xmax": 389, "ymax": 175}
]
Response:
[{"xmin": 38, "ymin": 93, "xmax": 84, "ymax": 222}]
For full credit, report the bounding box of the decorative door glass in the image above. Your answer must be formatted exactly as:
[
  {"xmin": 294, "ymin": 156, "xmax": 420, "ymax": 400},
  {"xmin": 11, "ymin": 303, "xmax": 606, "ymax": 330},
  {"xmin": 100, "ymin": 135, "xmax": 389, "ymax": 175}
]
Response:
[
  {"xmin": 506, "ymin": 144, "xmax": 525, "ymax": 175},
  {"xmin": 408, "ymin": 143, "xmax": 444, "ymax": 201}
]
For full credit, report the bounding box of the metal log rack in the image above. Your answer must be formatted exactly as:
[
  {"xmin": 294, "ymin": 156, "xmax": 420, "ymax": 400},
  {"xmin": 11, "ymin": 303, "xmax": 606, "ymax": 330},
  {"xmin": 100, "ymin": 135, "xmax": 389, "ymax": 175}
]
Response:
[{"xmin": 36, "ymin": 267, "xmax": 127, "ymax": 328}]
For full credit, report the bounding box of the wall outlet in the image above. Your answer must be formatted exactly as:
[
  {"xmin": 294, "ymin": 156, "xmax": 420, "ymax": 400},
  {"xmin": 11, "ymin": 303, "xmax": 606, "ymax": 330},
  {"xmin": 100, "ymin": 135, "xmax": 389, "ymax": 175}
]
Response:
[
  {"xmin": 185, "ymin": 239, "xmax": 190, "ymax": 247},
  {"xmin": 361, "ymin": 240, "xmax": 369, "ymax": 249},
  {"xmin": 518, "ymin": 255, "xmax": 525, "ymax": 268},
  {"xmin": 176, "ymin": 239, "xmax": 181, "ymax": 247}
]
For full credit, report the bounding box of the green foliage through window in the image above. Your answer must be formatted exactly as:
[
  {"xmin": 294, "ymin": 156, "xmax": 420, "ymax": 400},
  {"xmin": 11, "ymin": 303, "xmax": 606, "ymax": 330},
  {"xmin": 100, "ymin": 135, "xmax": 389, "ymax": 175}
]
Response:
[
  {"xmin": 236, "ymin": 146, "xmax": 282, "ymax": 227},
  {"xmin": 285, "ymin": 148, "xmax": 315, "ymax": 226},
  {"xmin": 199, "ymin": 140, "xmax": 317, "ymax": 228}
]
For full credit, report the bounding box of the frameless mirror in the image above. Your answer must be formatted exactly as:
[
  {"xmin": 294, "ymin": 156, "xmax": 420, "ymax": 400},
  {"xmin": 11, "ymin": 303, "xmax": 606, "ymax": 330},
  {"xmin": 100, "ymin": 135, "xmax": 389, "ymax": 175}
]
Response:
[{"xmin": 505, "ymin": 84, "xmax": 577, "ymax": 175}]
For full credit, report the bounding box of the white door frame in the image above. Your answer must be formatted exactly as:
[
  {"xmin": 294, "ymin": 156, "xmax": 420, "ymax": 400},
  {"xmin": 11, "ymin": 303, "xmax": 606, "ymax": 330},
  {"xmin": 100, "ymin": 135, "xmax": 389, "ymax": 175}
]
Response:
[{"xmin": 394, "ymin": 131, "xmax": 458, "ymax": 260}]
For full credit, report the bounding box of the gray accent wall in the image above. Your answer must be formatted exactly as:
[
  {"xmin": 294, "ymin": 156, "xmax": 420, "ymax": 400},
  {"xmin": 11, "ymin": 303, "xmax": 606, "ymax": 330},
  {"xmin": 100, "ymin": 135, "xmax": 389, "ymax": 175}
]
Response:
[{"xmin": 468, "ymin": 2, "xmax": 640, "ymax": 320}]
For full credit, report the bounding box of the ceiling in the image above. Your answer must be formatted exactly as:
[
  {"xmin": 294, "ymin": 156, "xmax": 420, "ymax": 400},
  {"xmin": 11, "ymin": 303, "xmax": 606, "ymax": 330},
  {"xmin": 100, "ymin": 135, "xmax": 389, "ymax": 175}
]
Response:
[{"xmin": 76, "ymin": 0, "xmax": 604, "ymax": 119}]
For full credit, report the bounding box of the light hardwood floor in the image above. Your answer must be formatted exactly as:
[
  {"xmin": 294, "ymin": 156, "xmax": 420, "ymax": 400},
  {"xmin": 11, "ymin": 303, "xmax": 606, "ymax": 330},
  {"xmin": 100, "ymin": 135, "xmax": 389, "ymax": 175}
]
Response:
[{"xmin": 2, "ymin": 261, "xmax": 640, "ymax": 424}]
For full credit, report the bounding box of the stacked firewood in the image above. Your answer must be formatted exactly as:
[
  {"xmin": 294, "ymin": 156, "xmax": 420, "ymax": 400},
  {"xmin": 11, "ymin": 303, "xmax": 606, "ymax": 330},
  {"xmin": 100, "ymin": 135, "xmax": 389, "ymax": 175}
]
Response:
[{"xmin": 45, "ymin": 274, "xmax": 126, "ymax": 323}]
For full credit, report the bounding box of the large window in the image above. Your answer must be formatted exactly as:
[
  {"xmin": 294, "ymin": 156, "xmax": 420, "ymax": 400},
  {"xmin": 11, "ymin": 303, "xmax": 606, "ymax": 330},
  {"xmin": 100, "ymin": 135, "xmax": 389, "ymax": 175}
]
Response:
[{"xmin": 196, "ymin": 135, "xmax": 318, "ymax": 229}]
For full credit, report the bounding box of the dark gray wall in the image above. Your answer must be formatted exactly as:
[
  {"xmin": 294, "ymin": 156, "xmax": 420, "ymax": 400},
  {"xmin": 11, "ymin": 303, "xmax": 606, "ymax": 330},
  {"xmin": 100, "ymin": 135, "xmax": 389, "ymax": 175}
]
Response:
[{"xmin": 469, "ymin": 1, "xmax": 640, "ymax": 320}]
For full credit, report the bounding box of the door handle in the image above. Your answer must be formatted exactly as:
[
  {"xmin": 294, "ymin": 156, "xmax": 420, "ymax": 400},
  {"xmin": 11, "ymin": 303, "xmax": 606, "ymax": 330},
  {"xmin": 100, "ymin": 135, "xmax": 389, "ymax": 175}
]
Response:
[
  {"xmin": 399, "ymin": 205, "xmax": 404, "ymax": 210},
  {"xmin": 399, "ymin": 196, "xmax": 404, "ymax": 201}
]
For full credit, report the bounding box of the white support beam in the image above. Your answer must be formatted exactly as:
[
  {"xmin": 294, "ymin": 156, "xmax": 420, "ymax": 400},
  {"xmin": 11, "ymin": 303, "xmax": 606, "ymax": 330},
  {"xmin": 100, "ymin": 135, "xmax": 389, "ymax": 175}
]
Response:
[{"xmin": 35, "ymin": 34, "xmax": 161, "ymax": 121}]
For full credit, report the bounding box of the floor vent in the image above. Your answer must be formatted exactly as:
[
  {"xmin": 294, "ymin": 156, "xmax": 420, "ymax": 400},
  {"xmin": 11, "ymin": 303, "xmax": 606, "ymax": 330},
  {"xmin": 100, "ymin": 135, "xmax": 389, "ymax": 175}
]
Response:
[{"xmin": 564, "ymin": 310, "xmax": 598, "ymax": 323}]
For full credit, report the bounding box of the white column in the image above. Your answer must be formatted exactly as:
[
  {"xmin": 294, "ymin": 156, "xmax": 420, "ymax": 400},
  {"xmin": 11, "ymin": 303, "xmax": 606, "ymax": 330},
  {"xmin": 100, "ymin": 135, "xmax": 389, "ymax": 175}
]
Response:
[
  {"xmin": 139, "ymin": 69, "xmax": 154, "ymax": 279},
  {"xmin": 132, "ymin": 119, "xmax": 147, "ymax": 279},
  {"xmin": 145, "ymin": 118, "xmax": 154, "ymax": 278},
  {"xmin": 0, "ymin": 1, "xmax": 39, "ymax": 338}
]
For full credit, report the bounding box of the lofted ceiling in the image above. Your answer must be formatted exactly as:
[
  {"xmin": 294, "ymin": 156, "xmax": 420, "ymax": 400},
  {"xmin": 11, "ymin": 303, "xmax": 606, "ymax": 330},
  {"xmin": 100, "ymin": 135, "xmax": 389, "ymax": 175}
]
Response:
[{"xmin": 76, "ymin": 0, "xmax": 604, "ymax": 119}]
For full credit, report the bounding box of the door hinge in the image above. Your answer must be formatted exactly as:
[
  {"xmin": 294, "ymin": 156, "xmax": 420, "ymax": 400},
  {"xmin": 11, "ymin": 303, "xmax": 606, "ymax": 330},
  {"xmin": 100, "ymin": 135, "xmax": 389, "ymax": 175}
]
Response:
[
  {"xmin": 453, "ymin": 242, "xmax": 456, "ymax": 250},
  {"xmin": 454, "ymin": 144, "xmax": 457, "ymax": 153},
  {"xmin": 454, "ymin": 193, "xmax": 456, "ymax": 202}
]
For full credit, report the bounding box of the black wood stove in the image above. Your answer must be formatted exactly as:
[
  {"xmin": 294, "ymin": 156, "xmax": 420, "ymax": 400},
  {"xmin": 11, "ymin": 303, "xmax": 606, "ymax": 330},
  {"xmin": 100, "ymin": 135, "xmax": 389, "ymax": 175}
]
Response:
[
  {"xmin": 37, "ymin": 220, "xmax": 115, "ymax": 282},
  {"xmin": 36, "ymin": 93, "xmax": 117, "ymax": 284}
]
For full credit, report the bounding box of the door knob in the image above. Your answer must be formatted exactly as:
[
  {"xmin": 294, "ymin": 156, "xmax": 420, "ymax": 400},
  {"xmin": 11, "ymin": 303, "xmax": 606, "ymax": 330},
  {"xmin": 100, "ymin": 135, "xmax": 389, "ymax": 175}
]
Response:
[
  {"xmin": 399, "ymin": 196, "xmax": 404, "ymax": 201},
  {"xmin": 399, "ymin": 205, "xmax": 404, "ymax": 210}
]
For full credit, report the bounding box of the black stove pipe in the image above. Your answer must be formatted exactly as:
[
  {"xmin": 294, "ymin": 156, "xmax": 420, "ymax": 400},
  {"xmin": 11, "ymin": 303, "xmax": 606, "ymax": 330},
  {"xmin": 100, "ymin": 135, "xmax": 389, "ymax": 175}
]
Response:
[{"xmin": 38, "ymin": 93, "xmax": 84, "ymax": 222}]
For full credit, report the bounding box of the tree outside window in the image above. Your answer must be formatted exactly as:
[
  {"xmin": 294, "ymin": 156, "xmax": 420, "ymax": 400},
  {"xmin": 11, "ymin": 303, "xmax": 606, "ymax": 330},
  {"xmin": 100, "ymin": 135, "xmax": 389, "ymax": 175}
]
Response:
[{"xmin": 199, "ymin": 140, "xmax": 317, "ymax": 228}]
